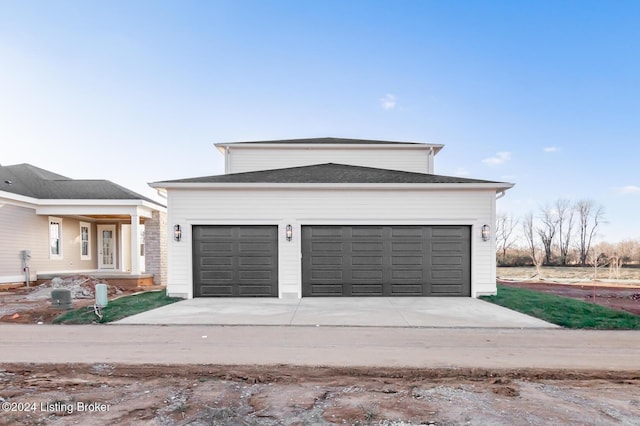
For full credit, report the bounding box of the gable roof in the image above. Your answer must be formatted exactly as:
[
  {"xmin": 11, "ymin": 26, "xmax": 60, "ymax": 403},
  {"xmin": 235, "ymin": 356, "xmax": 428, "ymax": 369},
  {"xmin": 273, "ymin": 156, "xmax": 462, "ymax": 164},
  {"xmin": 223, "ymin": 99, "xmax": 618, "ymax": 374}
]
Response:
[
  {"xmin": 215, "ymin": 137, "xmax": 444, "ymax": 153},
  {"xmin": 0, "ymin": 163, "xmax": 164, "ymax": 206},
  {"xmin": 152, "ymin": 163, "xmax": 512, "ymax": 188},
  {"xmin": 220, "ymin": 137, "xmax": 424, "ymax": 145}
]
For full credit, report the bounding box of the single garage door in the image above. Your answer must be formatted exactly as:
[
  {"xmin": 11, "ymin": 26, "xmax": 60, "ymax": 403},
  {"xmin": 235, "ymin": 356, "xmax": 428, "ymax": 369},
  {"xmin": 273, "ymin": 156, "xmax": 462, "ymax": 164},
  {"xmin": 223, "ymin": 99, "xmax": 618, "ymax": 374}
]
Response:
[
  {"xmin": 302, "ymin": 225, "xmax": 470, "ymax": 297},
  {"xmin": 193, "ymin": 225, "xmax": 278, "ymax": 297}
]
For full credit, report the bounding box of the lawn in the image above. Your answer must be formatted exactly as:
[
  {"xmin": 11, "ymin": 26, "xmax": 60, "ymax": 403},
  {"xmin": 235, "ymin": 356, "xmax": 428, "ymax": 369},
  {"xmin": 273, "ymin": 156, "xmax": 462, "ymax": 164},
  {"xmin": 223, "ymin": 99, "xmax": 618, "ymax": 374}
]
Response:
[
  {"xmin": 481, "ymin": 285, "xmax": 640, "ymax": 329},
  {"xmin": 53, "ymin": 290, "xmax": 182, "ymax": 324}
]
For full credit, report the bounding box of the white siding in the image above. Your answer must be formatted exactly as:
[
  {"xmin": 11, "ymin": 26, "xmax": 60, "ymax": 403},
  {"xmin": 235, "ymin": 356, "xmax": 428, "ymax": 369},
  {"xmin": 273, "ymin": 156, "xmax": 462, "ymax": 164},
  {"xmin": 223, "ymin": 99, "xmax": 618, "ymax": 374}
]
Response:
[
  {"xmin": 228, "ymin": 147, "xmax": 433, "ymax": 174},
  {"xmin": 0, "ymin": 203, "xmax": 99, "ymax": 283},
  {"xmin": 166, "ymin": 188, "xmax": 497, "ymax": 298}
]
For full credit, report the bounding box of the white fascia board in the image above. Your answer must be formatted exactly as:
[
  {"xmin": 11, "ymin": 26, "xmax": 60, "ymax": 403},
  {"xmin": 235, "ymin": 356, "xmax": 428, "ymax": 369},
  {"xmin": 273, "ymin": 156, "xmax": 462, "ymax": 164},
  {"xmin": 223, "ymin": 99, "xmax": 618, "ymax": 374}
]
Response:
[
  {"xmin": 152, "ymin": 182, "xmax": 515, "ymax": 191},
  {"xmin": 0, "ymin": 191, "xmax": 39, "ymax": 208},
  {"xmin": 215, "ymin": 143, "xmax": 444, "ymax": 153},
  {"xmin": 36, "ymin": 202, "xmax": 164, "ymax": 218}
]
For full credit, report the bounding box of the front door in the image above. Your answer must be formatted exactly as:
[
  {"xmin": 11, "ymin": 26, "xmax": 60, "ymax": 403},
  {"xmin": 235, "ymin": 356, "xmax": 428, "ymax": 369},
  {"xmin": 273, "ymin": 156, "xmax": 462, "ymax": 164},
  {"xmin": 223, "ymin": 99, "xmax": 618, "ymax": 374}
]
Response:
[{"xmin": 98, "ymin": 225, "xmax": 116, "ymax": 269}]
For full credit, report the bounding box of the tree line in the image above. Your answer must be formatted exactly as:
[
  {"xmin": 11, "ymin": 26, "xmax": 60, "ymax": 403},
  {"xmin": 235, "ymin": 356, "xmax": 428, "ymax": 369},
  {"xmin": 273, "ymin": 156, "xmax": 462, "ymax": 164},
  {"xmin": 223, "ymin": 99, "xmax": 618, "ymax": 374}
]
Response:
[{"xmin": 496, "ymin": 199, "xmax": 640, "ymax": 269}]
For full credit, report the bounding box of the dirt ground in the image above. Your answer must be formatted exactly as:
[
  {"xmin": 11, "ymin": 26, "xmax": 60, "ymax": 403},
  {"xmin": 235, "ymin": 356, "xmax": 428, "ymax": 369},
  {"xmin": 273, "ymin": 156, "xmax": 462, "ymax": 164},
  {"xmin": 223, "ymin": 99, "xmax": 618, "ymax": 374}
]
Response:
[
  {"xmin": 1, "ymin": 273, "xmax": 640, "ymax": 425},
  {"xmin": 0, "ymin": 277, "xmax": 143, "ymax": 324},
  {"xmin": 496, "ymin": 266, "xmax": 640, "ymax": 316},
  {"xmin": 1, "ymin": 364, "xmax": 639, "ymax": 426}
]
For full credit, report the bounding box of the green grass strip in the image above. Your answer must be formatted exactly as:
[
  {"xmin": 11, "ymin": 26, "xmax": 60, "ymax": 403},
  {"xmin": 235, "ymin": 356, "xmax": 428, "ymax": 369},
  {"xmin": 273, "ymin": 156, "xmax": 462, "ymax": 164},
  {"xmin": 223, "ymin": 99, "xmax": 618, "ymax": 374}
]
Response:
[
  {"xmin": 481, "ymin": 285, "xmax": 640, "ymax": 329},
  {"xmin": 53, "ymin": 290, "xmax": 182, "ymax": 324}
]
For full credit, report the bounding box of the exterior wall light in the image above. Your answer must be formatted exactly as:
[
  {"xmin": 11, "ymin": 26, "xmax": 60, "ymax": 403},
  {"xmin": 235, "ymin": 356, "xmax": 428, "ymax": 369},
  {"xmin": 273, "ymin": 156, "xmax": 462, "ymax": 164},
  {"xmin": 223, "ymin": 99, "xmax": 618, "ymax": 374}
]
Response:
[
  {"xmin": 174, "ymin": 224, "xmax": 182, "ymax": 242},
  {"xmin": 481, "ymin": 224, "xmax": 491, "ymax": 242},
  {"xmin": 285, "ymin": 224, "xmax": 293, "ymax": 242}
]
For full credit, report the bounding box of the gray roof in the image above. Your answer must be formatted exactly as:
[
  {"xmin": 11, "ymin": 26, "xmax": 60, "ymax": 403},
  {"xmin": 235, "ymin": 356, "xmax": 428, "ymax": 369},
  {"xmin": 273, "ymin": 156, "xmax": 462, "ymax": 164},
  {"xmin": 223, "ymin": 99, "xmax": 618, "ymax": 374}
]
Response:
[
  {"xmin": 217, "ymin": 137, "xmax": 432, "ymax": 146},
  {"xmin": 156, "ymin": 163, "xmax": 509, "ymax": 185},
  {"xmin": 0, "ymin": 163, "xmax": 164, "ymax": 206}
]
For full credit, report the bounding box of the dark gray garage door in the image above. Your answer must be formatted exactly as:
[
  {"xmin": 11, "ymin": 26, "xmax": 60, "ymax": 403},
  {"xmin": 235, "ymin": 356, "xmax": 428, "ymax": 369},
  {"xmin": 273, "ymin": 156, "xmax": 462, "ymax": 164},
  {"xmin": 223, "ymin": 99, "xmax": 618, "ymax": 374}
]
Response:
[
  {"xmin": 193, "ymin": 225, "xmax": 278, "ymax": 297},
  {"xmin": 302, "ymin": 225, "xmax": 470, "ymax": 297}
]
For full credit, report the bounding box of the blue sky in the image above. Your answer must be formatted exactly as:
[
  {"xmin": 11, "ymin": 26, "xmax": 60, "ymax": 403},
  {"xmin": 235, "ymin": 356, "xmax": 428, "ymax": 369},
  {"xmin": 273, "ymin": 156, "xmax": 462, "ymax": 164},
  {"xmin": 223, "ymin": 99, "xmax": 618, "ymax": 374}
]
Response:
[{"xmin": 1, "ymin": 1, "xmax": 638, "ymax": 242}]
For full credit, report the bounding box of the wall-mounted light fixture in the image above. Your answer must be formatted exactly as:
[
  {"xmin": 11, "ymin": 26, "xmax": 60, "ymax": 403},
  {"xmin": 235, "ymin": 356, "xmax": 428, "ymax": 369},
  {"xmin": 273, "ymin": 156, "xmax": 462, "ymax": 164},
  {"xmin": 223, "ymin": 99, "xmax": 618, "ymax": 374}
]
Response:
[
  {"xmin": 174, "ymin": 224, "xmax": 182, "ymax": 242},
  {"xmin": 481, "ymin": 224, "xmax": 491, "ymax": 242},
  {"xmin": 285, "ymin": 224, "xmax": 293, "ymax": 242}
]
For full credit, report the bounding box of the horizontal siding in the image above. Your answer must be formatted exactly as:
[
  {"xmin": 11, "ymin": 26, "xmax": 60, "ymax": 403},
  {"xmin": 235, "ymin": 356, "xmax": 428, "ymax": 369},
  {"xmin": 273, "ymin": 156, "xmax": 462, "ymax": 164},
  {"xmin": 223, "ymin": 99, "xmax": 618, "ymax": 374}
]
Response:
[
  {"xmin": 229, "ymin": 147, "xmax": 432, "ymax": 174},
  {"xmin": 0, "ymin": 204, "xmax": 98, "ymax": 283},
  {"xmin": 166, "ymin": 188, "xmax": 496, "ymax": 298}
]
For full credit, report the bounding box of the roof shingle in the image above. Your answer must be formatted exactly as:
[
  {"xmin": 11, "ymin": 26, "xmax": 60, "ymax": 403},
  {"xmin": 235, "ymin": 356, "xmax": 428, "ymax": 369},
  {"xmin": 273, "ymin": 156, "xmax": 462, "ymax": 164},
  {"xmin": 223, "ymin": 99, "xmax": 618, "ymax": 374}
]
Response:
[
  {"xmin": 0, "ymin": 163, "xmax": 163, "ymax": 205},
  {"xmin": 155, "ymin": 163, "xmax": 510, "ymax": 185}
]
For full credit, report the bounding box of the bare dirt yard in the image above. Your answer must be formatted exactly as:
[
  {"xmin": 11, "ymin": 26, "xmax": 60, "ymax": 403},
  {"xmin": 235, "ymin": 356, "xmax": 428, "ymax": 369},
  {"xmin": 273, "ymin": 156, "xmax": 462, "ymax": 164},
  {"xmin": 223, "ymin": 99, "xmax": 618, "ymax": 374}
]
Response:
[
  {"xmin": 0, "ymin": 276, "xmax": 140, "ymax": 324},
  {"xmin": 1, "ymin": 364, "xmax": 639, "ymax": 426},
  {"xmin": 1, "ymin": 270, "xmax": 640, "ymax": 425},
  {"xmin": 497, "ymin": 266, "xmax": 640, "ymax": 316}
]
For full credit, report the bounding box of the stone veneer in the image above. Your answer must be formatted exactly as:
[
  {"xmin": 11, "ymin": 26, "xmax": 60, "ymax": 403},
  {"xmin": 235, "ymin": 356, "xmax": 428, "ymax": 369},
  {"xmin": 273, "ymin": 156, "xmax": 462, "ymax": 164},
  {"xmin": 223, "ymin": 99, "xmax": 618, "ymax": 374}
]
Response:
[{"xmin": 144, "ymin": 210, "xmax": 167, "ymax": 286}]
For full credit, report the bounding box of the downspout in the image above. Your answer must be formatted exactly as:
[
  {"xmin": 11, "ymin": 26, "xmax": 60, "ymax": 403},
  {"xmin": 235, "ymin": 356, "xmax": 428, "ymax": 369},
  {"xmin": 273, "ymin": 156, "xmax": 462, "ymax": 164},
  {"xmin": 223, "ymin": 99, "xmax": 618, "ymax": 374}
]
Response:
[{"xmin": 496, "ymin": 190, "xmax": 506, "ymax": 200}]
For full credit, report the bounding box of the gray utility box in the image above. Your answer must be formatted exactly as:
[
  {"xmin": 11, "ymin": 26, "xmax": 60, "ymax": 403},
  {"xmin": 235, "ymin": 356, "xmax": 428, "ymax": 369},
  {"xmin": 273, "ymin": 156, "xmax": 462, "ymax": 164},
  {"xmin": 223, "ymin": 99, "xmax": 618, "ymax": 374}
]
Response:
[{"xmin": 51, "ymin": 289, "xmax": 73, "ymax": 310}]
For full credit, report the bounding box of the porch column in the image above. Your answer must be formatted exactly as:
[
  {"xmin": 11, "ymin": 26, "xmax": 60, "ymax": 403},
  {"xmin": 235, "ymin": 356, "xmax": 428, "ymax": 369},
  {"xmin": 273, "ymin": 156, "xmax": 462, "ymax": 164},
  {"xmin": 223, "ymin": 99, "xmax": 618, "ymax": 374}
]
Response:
[{"xmin": 130, "ymin": 214, "xmax": 141, "ymax": 274}]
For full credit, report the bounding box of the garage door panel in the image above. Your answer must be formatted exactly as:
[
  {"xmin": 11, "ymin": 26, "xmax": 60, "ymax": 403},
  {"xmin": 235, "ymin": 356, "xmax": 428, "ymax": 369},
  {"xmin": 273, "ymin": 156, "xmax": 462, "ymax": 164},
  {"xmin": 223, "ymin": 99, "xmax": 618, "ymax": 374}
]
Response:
[
  {"xmin": 238, "ymin": 256, "xmax": 274, "ymax": 266},
  {"xmin": 201, "ymin": 256, "xmax": 233, "ymax": 266},
  {"xmin": 312, "ymin": 242, "xmax": 343, "ymax": 252},
  {"xmin": 431, "ymin": 284, "xmax": 464, "ymax": 295},
  {"xmin": 391, "ymin": 284, "xmax": 423, "ymax": 295},
  {"xmin": 391, "ymin": 227, "xmax": 424, "ymax": 237},
  {"xmin": 352, "ymin": 242, "xmax": 383, "ymax": 251},
  {"xmin": 193, "ymin": 225, "xmax": 278, "ymax": 297},
  {"xmin": 351, "ymin": 284, "xmax": 383, "ymax": 295},
  {"xmin": 431, "ymin": 227, "xmax": 465, "ymax": 238},
  {"xmin": 392, "ymin": 256, "xmax": 423, "ymax": 265},
  {"xmin": 312, "ymin": 256, "xmax": 343, "ymax": 265},
  {"xmin": 392, "ymin": 269, "xmax": 423, "ymax": 280},
  {"xmin": 200, "ymin": 286, "xmax": 233, "ymax": 296},
  {"xmin": 352, "ymin": 269, "xmax": 383, "ymax": 280},
  {"xmin": 392, "ymin": 242, "xmax": 423, "ymax": 251},
  {"xmin": 352, "ymin": 227, "xmax": 384, "ymax": 237},
  {"xmin": 431, "ymin": 269, "xmax": 463, "ymax": 280},
  {"xmin": 303, "ymin": 225, "xmax": 470, "ymax": 297},
  {"xmin": 312, "ymin": 270, "xmax": 343, "ymax": 280},
  {"xmin": 352, "ymin": 256, "xmax": 382, "ymax": 265}
]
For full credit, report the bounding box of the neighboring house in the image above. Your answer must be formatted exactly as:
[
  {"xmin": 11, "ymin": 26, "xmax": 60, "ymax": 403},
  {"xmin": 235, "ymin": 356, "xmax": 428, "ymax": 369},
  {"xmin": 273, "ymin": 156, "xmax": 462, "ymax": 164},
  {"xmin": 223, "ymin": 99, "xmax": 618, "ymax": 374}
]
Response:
[
  {"xmin": 0, "ymin": 164, "xmax": 166, "ymax": 287},
  {"xmin": 150, "ymin": 137, "xmax": 513, "ymax": 299}
]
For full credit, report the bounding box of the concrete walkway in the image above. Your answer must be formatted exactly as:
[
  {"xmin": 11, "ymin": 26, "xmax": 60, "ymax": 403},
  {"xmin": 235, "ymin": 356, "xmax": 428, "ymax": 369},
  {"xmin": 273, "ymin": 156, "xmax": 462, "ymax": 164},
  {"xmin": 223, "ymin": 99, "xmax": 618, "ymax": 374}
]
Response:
[{"xmin": 114, "ymin": 297, "xmax": 556, "ymax": 328}]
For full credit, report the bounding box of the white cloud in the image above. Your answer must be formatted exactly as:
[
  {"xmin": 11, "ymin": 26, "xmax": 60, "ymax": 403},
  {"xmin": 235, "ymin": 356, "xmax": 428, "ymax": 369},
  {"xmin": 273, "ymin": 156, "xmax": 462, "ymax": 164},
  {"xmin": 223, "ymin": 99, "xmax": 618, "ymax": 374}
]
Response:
[
  {"xmin": 543, "ymin": 146, "xmax": 559, "ymax": 153},
  {"xmin": 379, "ymin": 93, "xmax": 397, "ymax": 110},
  {"xmin": 616, "ymin": 185, "xmax": 640, "ymax": 194},
  {"xmin": 482, "ymin": 151, "xmax": 511, "ymax": 166}
]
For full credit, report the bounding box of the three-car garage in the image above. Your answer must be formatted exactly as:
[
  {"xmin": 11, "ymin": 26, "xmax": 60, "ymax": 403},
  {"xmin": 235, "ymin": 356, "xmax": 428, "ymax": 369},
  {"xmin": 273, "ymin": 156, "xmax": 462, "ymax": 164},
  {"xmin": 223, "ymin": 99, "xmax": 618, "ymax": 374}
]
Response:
[{"xmin": 193, "ymin": 224, "xmax": 471, "ymax": 298}]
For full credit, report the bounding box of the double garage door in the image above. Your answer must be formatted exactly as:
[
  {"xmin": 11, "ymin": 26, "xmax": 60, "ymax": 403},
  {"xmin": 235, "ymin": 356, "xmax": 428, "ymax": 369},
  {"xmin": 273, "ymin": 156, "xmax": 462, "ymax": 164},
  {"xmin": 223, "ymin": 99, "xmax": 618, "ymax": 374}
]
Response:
[{"xmin": 193, "ymin": 225, "xmax": 470, "ymax": 297}]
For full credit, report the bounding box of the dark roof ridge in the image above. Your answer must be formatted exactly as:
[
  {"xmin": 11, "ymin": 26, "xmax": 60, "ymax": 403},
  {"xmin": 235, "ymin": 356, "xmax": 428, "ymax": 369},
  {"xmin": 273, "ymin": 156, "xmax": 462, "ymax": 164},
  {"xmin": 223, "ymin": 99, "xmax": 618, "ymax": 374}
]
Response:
[{"xmin": 153, "ymin": 162, "xmax": 512, "ymax": 186}]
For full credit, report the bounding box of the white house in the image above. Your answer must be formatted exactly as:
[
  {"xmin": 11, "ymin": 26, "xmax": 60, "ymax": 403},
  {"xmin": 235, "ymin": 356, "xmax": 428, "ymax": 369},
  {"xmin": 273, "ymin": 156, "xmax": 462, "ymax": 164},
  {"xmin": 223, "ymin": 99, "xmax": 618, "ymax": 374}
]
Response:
[{"xmin": 150, "ymin": 137, "xmax": 513, "ymax": 299}]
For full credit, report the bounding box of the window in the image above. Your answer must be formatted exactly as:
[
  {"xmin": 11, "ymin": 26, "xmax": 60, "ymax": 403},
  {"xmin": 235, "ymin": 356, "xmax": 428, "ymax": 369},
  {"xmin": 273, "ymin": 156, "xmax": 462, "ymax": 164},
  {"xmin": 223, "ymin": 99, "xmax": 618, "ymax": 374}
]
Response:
[
  {"xmin": 49, "ymin": 217, "xmax": 63, "ymax": 259},
  {"xmin": 80, "ymin": 222, "xmax": 91, "ymax": 260},
  {"xmin": 139, "ymin": 229, "xmax": 145, "ymax": 256}
]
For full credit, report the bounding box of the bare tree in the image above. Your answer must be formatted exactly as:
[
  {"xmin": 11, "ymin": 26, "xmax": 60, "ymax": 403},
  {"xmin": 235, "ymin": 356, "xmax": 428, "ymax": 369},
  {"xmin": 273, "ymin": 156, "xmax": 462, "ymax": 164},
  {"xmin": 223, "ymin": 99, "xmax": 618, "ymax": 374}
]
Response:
[
  {"xmin": 536, "ymin": 205, "xmax": 558, "ymax": 265},
  {"xmin": 555, "ymin": 198, "xmax": 574, "ymax": 266},
  {"xmin": 496, "ymin": 213, "xmax": 518, "ymax": 262},
  {"xmin": 576, "ymin": 200, "xmax": 605, "ymax": 266},
  {"xmin": 522, "ymin": 212, "xmax": 544, "ymax": 277}
]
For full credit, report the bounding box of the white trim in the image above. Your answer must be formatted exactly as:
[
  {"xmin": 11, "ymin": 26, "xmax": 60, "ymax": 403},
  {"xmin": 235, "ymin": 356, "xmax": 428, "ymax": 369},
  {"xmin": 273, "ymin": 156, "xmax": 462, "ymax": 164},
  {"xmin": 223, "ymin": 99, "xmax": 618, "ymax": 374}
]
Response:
[
  {"xmin": 216, "ymin": 142, "xmax": 445, "ymax": 153},
  {"xmin": 79, "ymin": 221, "xmax": 91, "ymax": 261},
  {"xmin": 150, "ymin": 182, "xmax": 515, "ymax": 191},
  {"xmin": 97, "ymin": 224, "xmax": 117, "ymax": 270},
  {"xmin": 48, "ymin": 216, "xmax": 63, "ymax": 260},
  {"xmin": 0, "ymin": 190, "xmax": 165, "ymax": 211}
]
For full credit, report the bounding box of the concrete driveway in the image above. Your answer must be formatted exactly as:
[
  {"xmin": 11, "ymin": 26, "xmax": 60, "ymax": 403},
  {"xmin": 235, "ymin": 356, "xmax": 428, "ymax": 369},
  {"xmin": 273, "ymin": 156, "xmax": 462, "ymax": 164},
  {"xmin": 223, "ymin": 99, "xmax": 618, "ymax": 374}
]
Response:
[{"xmin": 114, "ymin": 297, "xmax": 556, "ymax": 328}]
